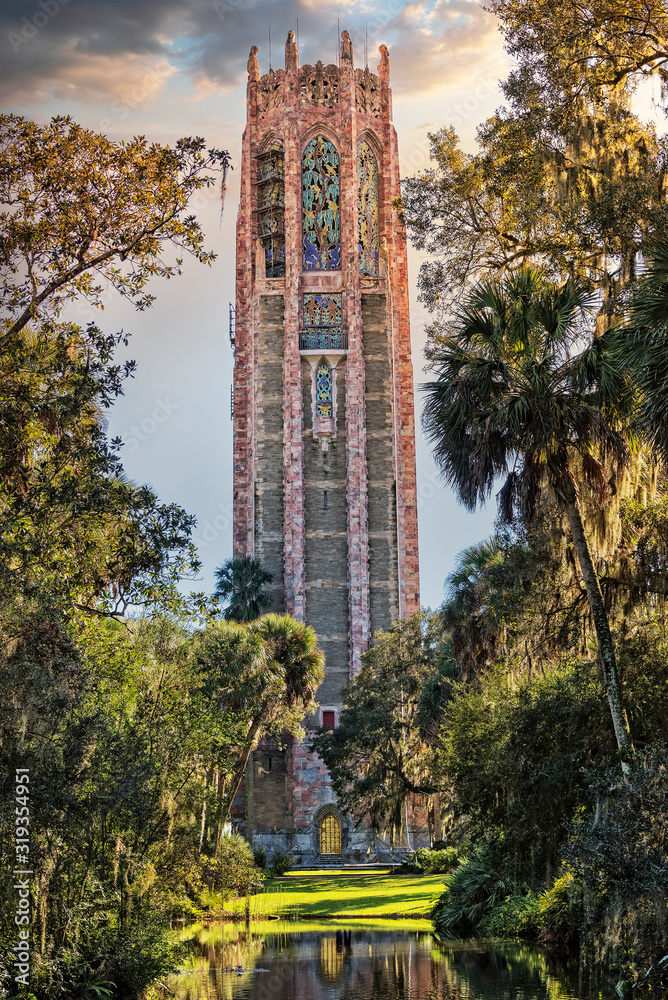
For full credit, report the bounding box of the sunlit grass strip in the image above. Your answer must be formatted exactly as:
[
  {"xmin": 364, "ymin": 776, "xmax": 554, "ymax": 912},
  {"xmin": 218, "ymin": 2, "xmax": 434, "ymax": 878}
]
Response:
[{"xmin": 226, "ymin": 872, "xmax": 445, "ymax": 920}]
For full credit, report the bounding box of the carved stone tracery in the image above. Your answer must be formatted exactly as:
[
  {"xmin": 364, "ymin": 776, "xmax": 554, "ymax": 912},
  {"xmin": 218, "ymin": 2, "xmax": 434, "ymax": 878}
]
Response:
[
  {"xmin": 355, "ymin": 68, "xmax": 381, "ymax": 116},
  {"xmin": 257, "ymin": 69, "xmax": 286, "ymax": 117},
  {"xmin": 300, "ymin": 62, "xmax": 339, "ymax": 107}
]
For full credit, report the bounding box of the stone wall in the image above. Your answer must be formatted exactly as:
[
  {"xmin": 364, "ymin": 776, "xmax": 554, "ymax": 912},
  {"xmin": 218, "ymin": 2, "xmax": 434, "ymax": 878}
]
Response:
[
  {"xmin": 255, "ymin": 294, "xmax": 286, "ymax": 610},
  {"xmin": 302, "ymin": 358, "xmax": 350, "ymax": 709},
  {"xmin": 362, "ymin": 292, "xmax": 399, "ymax": 636}
]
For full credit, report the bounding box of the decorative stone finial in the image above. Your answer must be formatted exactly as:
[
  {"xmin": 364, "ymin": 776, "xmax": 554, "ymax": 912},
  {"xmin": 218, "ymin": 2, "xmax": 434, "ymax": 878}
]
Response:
[
  {"xmin": 340, "ymin": 30, "xmax": 353, "ymax": 64},
  {"xmin": 285, "ymin": 30, "xmax": 298, "ymax": 72},
  {"xmin": 378, "ymin": 44, "xmax": 390, "ymax": 85},
  {"xmin": 247, "ymin": 45, "xmax": 259, "ymax": 82}
]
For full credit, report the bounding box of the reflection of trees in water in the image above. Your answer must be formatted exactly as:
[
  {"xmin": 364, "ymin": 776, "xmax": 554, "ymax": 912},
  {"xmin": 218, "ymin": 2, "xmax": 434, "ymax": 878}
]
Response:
[
  {"xmin": 434, "ymin": 942, "xmax": 582, "ymax": 1000},
  {"xmin": 164, "ymin": 925, "xmax": 591, "ymax": 1000},
  {"xmin": 163, "ymin": 924, "xmax": 266, "ymax": 1000}
]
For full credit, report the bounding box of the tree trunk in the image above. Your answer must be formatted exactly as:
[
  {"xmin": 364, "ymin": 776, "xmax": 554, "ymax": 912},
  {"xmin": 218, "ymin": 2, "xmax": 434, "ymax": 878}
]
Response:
[
  {"xmin": 199, "ymin": 769, "xmax": 208, "ymax": 853},
  {"xmin": 219, "ymin": 712, "xmax": 265, "ymax": 825},
  {"xmin": 565, "ymin": 500, "xmax": 632, "ymax": 752}
]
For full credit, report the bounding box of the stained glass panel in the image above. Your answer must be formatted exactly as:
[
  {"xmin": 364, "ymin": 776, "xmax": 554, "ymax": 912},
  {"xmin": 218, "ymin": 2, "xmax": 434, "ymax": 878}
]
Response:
[
  {"xmin": 302, "ymin": 137, "xmax": 341, "ymax": 271},
  {"xmin": 300, "ymin": 293, "xmax": 346, "ymax": 350},
  {"xmin": 357, "ymin": 141, "xmax": 379, "ymax": 276},
  {"xmin": 256, "ymin": 143, "xmax": 285, "ymax": 277},
  {"xmin": 316, "ymin": 363, "xmax": 333, "ymax": 417}
]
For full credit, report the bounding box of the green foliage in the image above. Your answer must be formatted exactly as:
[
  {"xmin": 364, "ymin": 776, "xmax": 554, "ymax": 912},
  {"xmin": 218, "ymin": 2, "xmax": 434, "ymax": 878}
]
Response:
[
  {"xmin": 478, "ymin": 891, "xmax": 541, "ymax": 940},
  {"xmin": 0, "ymin": 114, "xmax": 231, "ymax": 619},
  {"xmin": 535, "ymin": 873, "xmax": 579, "ymax": 948},
  {"xmin": 0, "ymin": 114, "xmax": 230, "ymax": 341},
  {"xmin": 311, "ymin": 611, "xmax": 447, "ymax": 839},
  {"xmin": 401, "ymin": 0, "xmax": 667, "ymax": 336},
  {"xmin": 196, "ymin": 614, "xmax": 324, "ymax": 822},
  {"xmin": 253, "ymin": 846, "xmax": 268, "ymax": 870},
  {"xmin": 432, "ymin": 842, "xmax": 514, "ymax": 938},
  {"xmin": 422, "ymin": 269, "xmax": 632, "ymax": 521},
  {"xmin": 611, "ymin": 235, "xmax": 668, "ymax": 465},
  {"xmin": 412, "ymin": 847, "xmax": 460, "ymax": 875},
  {"xmin": 422, "ymin": 267, "xmax": 634, "ymax": 749},
  {"xmin": 271, "ymin": 848, "xmax": 295, "ymax": 876},
  {"xmin": 214, "ymin": 556, "xmax": 274, "ymax": 621},
  {"xmin": 216, "ymin": 834, "xmax": 263, "ymax": 897},
  {"xmin": 437, "ymin": 659, "xmax": 612, "ymax": 880},
  {"xmin": 0, "ymin": 321, "xmax": 202, "ymax": 617}
]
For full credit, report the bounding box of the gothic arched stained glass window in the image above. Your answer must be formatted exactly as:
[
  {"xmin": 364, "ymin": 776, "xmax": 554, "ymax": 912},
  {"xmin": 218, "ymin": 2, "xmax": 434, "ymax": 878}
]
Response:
[
  {"xmin": 302, "ymin": 136, "xmax": 341, "ymax": 271},
  {"xmin": 316, "ymin": 363, "xmax": 333, "ymax": 417},
  {"xmin": 357, "ymin": 141, "xmax": 379, "ymax": 276},
  {"xmin": 256, "ymin": 142, "xmax": 285, "ymax": 277}
]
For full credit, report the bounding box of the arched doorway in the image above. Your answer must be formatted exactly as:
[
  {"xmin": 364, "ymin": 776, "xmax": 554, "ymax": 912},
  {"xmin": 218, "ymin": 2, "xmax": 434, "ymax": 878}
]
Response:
[{"xmin": 319, "ymin": 812, "xmax": 342, "ymax": 855}]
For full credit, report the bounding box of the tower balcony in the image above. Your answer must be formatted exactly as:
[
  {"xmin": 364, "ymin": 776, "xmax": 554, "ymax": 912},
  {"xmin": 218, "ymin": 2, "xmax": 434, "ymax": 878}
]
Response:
[{"xmin": 299, "ymin": 327, "xmax": 348, "ymax": 352}]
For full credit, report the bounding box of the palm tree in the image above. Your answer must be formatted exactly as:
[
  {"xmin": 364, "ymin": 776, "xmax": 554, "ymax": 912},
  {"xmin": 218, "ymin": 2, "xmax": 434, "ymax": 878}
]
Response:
[
  {"xmin": 212, "ymin": 613, "xmax": 324, "ymax": 822},
  {"xmin": 422, "ymin": 268, "xmax": 634, "ymax": 751},
  {"xmin": 442, "ymin": 538, "xmax": 503, "ymax": 680},
  {"xmin": 613, "ymin": 235, "xmax": 668, "ymax": 463},
  {"xmin": 213, "ymin": 556, "xmax": 273, "ymax": 621}
]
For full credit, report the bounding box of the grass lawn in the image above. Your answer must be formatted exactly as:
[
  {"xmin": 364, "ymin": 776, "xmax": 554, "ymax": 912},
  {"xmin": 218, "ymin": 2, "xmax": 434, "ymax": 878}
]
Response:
[{"xmin": 228, "ymin": 870, "xmax": 445, "ymax": 920}]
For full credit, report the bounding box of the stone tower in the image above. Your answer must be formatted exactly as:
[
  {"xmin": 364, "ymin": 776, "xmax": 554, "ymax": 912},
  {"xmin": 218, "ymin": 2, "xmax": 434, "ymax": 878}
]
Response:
[{"xmin": 232, "ymin": 30, "xmax": 423, "ymax": 862}]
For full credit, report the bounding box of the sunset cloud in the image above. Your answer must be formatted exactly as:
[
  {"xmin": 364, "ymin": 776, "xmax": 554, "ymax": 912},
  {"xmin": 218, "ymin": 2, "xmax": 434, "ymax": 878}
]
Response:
[{"xmin": 0, "ymin": 0, "xmax": 506, "ymax": 107}]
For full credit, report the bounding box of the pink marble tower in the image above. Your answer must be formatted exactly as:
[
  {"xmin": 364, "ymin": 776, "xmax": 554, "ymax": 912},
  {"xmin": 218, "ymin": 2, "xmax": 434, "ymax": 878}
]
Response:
[{"xmin": 232, "ymin": 30, "xmax": 423, "ymax": 862}]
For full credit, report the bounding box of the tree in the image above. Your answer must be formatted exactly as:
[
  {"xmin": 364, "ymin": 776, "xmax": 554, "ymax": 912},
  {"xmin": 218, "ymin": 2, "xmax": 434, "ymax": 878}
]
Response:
[
  {"xmin": 442, "ymin": 538, "xmax": 504, "ymax": 680},
  {"xmin": 213, "ymin": 556, "xmax": 274, "ymax": 622},
  {"xmin": 487, "ymin": 0, "xmax": 668, "ymax": 107},
  {"xmin": 400, "ymin": 0, "xmax": 667, "ymax": 343},
  {"xmin": 196, "ymin": 614, "xmax": 324, "ymax": 823},
  {"xmin": 422, "ymin": 269, "xmax": 634, "ymax": 750},
  {"xmin": 612, "ymin": 235, "xmax": 668, "ymax": 463},
  {"xmin": 312, "ymin": 612, "xmax": 448, "ymax": 839},
  {"xmin": 0, "ymin": 115, "xmax": 230, "ymax": 346},
  {"xmin": 0, "ymin": 116, "xmax": 230, "ymax": 618}
]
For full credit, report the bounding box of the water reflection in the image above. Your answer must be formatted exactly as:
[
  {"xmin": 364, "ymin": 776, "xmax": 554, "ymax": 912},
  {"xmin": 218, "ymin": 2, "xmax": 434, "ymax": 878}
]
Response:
[{"xmin": 163, "ymin": 922, "xmax": 613, "ymax": 1000}]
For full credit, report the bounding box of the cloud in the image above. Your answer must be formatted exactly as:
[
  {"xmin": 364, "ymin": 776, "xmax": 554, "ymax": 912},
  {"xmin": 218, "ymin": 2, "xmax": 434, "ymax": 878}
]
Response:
[
  {"xmin": 0, "ymin": 0, "xmax": 508, "ymax": 109},
  {"xmin": 381, "ymin": 0, "xmax": 507, "ymax": 96}
]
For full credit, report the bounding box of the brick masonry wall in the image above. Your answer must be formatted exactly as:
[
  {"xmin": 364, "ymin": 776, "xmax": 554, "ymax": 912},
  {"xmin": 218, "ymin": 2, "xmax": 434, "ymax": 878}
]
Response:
[
  {"xmin": 362, "ymin": 292, "xmax": 400, "ymax": 635},
  {"xmin": 255, "ymin": 294, "xmax": 286, "ymax": 610},
  {"xmin": 233, "ymin": 32, "xmax": 424, "ymax": 860},
  {"xmin": 302, "ymin": 358, "xmax": 350, "ymax": 708}
]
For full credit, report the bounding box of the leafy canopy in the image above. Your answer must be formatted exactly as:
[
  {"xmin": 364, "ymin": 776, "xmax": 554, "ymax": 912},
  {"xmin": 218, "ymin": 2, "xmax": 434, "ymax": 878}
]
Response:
[
  {"xmin": 0, "ymin": 114, "xmax": 230, "ymax": 344},
  {"xmin": 312, "ymin": 612, "xmax": 448, "ymax": 840},
  {"xmin": 213, "ymin": 556, "xmax": 274, "ymax": 622},
  {"xmin": 401, "ymin": 0, "xmax": 667, "ymax": 343},
  {"xmin": 422, "ymin": 268, "xmax": 633, "ymax": 520}
]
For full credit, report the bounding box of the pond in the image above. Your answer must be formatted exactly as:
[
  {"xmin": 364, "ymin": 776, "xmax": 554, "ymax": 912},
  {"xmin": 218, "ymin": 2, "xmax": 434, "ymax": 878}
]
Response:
[{"xmin": 162, "ymin": 921, "xmax": 614, "ymax": 999}]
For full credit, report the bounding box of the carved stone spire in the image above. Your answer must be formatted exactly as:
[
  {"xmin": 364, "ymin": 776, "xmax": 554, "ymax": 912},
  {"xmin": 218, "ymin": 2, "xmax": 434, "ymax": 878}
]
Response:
[
  {"xmin": 247, "ymin": 45, "xmax": 259, "ymax": 82},
  {"xmin": 340, "ymin": 29, "xmax": 353, "ymax": 64},
  {"xmin": 285, "ymin": 29, "xmax": 299, "ymax": 72}
]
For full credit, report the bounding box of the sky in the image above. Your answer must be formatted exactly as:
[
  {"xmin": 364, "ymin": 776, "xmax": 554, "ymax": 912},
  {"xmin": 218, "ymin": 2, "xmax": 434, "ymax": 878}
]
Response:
[{"xmin": 0, "ymin": 0, "xmax": 516, "ymax": 609}]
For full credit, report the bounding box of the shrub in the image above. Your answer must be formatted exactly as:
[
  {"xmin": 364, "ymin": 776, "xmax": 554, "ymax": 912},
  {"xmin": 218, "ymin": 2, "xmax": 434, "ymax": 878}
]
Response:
[
  {"xmin": 253, "ymin": 845, "xmax": 268, "ymax": 869},
  {"xmin": 536, "ymin": 872, "xmax": 579, "ymax": 948},
  {"xmin": 479, "ymin": 891, "xmax": 541, "ymax": 939},
  {"xmin": 564, "ymin": 745, "xmax": 668, "ymax": 991},
  {"xmin": 271, "ymin": 848, "xmax": 294, "ymax": 876},
  {"xmin": 215, "ymin": 833, "xmax": 263, "ymax": 897},
  {"xmin": 432, "ymin": 842, "xmax": 513, "ymax": 938},
  {"xmin": 413, "ymin": 846, "xmax": 460, "ymax": 874}
]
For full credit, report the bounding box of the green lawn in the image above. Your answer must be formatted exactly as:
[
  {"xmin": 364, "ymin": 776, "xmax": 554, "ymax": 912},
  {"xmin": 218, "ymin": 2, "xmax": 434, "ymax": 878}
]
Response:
[{"xmin": 228, "ymin": 870, "xmax": 445, "ymax": 921}]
